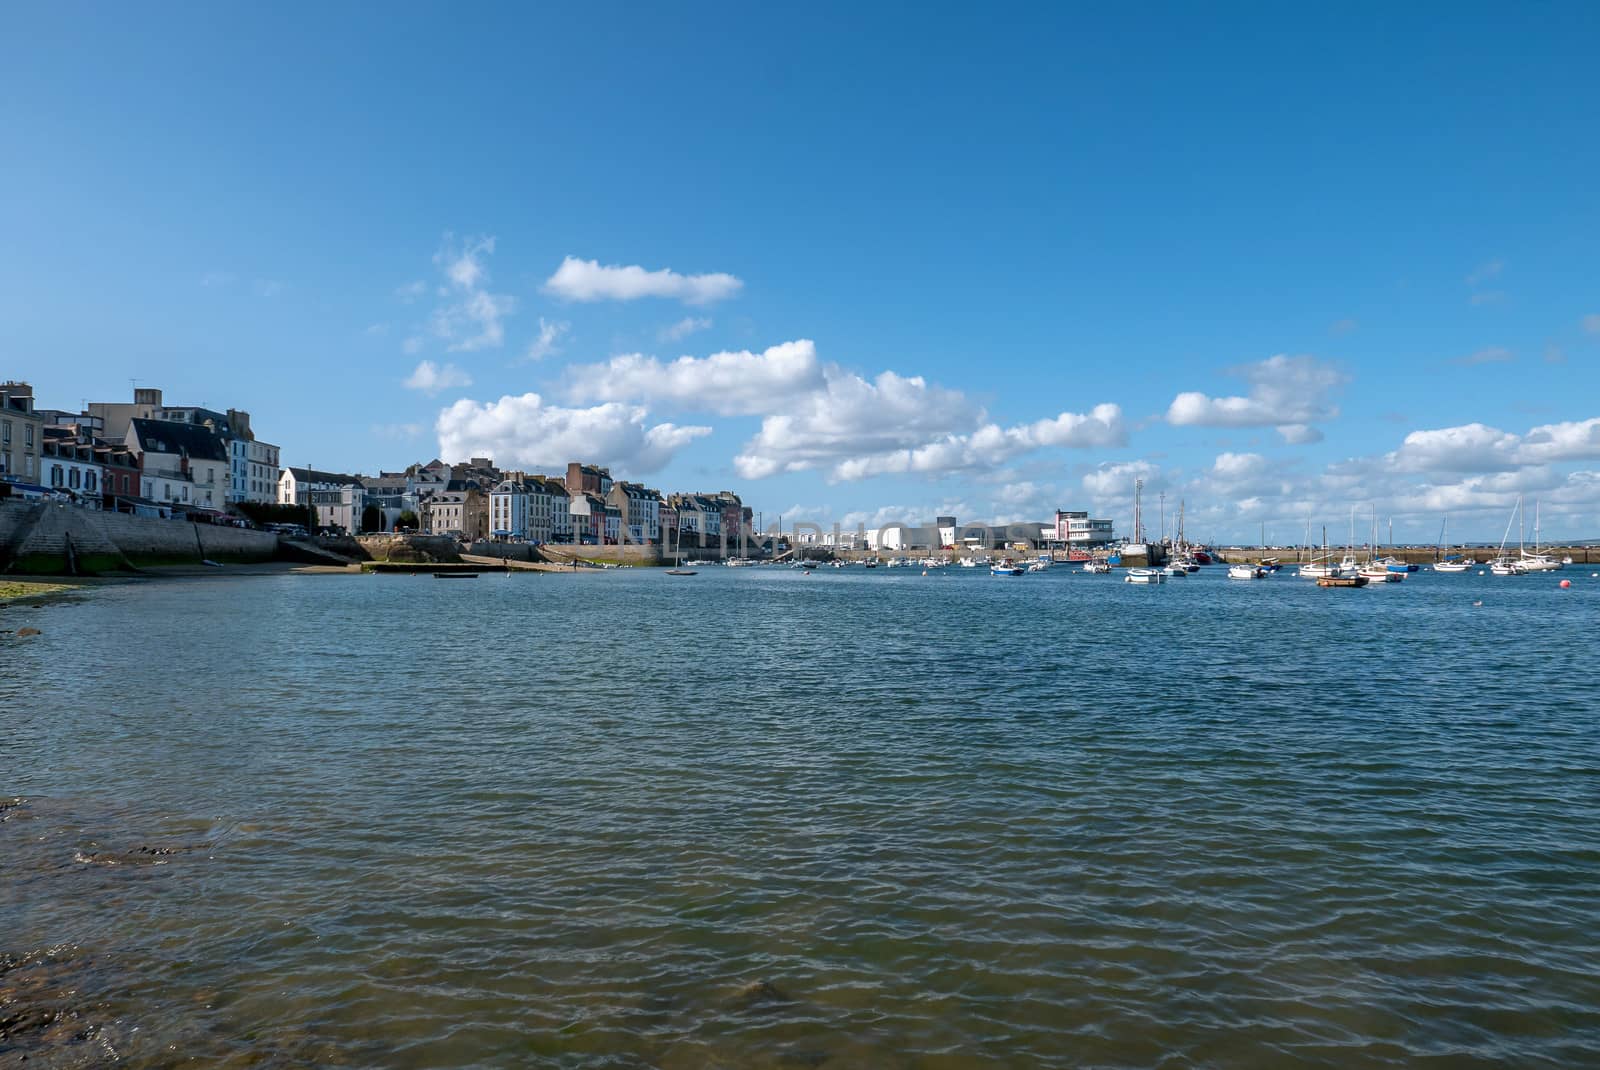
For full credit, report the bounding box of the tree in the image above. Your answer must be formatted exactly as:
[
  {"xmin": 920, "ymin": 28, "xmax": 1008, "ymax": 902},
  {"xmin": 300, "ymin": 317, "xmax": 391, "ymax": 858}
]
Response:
[
  {"xmin": 397, "ymin": 509, "xmax": 419, "ymax": 532},
  {"xmin": 361, "ymin": 504, "xmax": 381, "ymax": 533}
]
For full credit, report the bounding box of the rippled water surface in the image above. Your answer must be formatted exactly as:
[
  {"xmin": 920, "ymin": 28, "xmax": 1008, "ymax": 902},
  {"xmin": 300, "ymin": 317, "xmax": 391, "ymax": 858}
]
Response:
[{"xmin": 4, "ymin": 565, "xmax": 1599, "ymax": 1068}]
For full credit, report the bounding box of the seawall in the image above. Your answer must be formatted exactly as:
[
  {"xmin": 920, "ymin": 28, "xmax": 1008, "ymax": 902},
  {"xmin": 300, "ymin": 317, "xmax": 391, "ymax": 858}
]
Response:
[{"xmin": 0, "ymin": 501, "xmax": 279, "ymax": 575}]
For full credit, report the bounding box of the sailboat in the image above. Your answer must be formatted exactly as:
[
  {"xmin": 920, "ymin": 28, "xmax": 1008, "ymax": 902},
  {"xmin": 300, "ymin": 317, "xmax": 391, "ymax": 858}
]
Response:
[
  {"xmin": 1316, "ymin": 525, "xmax": 1368, "ymax": 587},
  {"xmin": 1432, "ymin": 515, "xmax": 1472, "ymax": 572},
  {"xmin": 665, "ymin": 524, "xmax": 697, "ymax": 575},
  {"xmin": 1520, "ymin": 499, "xmax": 1564, "ymax": 571},
  {"xmin": 1489, "ymin": 497, "xmax": 1528, "ymax": 575},
  {"xmin": 1357, "ymin": 505, "xmax": 1403, "ymax": 582}
]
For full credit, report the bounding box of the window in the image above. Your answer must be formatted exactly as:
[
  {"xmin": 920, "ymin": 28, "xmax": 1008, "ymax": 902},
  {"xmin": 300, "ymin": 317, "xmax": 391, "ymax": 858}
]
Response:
[
  {"xmin": 51, "ymin": 465, "xmax": 64, "ymax": 487},
  {"xmin": 25, "ymin": 425, "xmax": 33, "ymax": 447},
  {"xmin": 69, "ymin": 467, "xmax": 80, "ymax": 489},
  {"xmin": 86, "ymin": 471, "xmax": 97, "ymax": 492},
  {"xmin": 2, "ymin": 419, "xmax": 9, "ymax": 443}
]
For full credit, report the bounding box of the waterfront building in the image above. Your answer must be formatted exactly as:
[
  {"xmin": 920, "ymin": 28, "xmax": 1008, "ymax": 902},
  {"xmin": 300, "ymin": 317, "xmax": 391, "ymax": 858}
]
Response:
[
  {"xmin": 427, "ymin": 480, "xmax": 486, "ymax": 540},
  {"xmin": 489, "ymin": 475, "xmax": 531, "ymax": 539},
  {"xmin": 95, "ymin": 444, "xmax": 140, "ymax": 510},
  {"xmin": 0, "ymin": 380, "xmax": 46, "ymax": 487},
  {"xmin": 565, "ymin": 462, "xmax": 612, "ymax": 498},
  {"xmin": 88, "ymin": 387, "xmax": 279, "ymax": 503},
  {"xmin": 279, "ymin": 467, "xmax": 364, "ymax": 508},
  {"xmin": 1048, "ymin": 510, "xmax": 1115, "ymax": 548},
  {"xmin": 307, "ymin": 485, "xmax": 365, "ymax": 533},
  {"xmin": 606, "ymin": 481, "xmax": 663, "ymax": 543},
  {"xmin": 127, "ymin": 418, "xmax": 229, "ymax": 513},
  {"xmin": 358, "ymin": 472, "xmax": 415, "ymax": 532},
  {"xmin": 39, "ymin": 429, "xmax": 104, "ymax": 506}
]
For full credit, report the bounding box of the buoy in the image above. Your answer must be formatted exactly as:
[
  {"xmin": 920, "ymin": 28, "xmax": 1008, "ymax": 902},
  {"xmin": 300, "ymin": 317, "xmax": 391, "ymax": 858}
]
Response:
[
  {"xmin": 1472, "ymin": 600, "xmax": 1482, "ymax": 607},
  {"xmin": 1478, "ymin": 570, "xmax": 1486, "ymax": 575},
  {"xmin": 1560, "ymin": 579, "xmax": 1572, "ymax": 589},
  {"xmin": 921, "ymin": 570, "xmax": 928, "ymax": 576}
]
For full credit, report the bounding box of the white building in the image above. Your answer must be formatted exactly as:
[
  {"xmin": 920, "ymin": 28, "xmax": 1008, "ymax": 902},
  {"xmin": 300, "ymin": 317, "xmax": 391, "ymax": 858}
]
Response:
[
  {"xmin": 278, "ymin": 467, "xmax": 364, "ymax": 507},
  {"xmin": 127, "ymin": 418, "xmax": 229, "ymax": 512}
]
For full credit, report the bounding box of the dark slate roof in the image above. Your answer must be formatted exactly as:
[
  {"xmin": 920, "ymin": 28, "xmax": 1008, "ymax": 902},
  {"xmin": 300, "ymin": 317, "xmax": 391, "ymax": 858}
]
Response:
[
  {"xmin": 285, "ymin": 467, "xmax": 363, "ymax": 486},
  {"xmin": 129, "ymin": 418, "xmax": 228, "ymax": 462}
]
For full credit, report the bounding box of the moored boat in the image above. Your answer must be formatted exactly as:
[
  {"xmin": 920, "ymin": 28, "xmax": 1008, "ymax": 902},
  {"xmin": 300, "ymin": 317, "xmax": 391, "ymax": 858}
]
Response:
[
  {"xmin": 991, "ymin": 562, "xmax": 1024, "ymax": 576},
  {"xmin": 1125, "ymin": 567, "xmax": 1165, "ymax": 584},
  {"xmin": 1227, "ymin": 563, "xmax": 1263, "ymax": 580}
]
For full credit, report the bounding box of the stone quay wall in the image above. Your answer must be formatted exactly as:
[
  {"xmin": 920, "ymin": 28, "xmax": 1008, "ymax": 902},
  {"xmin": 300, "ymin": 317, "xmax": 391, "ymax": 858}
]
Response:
[{"xmin": 0, "ymin": 501, "xmax": 278, "ymax": 575}]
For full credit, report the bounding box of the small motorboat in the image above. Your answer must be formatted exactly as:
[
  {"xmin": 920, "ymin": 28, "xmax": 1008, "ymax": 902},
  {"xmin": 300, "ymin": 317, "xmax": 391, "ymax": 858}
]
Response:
[
  {"xmin": 1082, "ymin": 560, "xmax": 1111, "ymax": 575},
  {"xmin": 433, "ymin": 572, "xmax": 480, "ymax": 579},
  {"xmin": 1227, "ymin": 564, "xmax": 1263, "ymax": 580},
  {"xmin": 1125, "ymin": 568, "xmax": 1165, "ymax": 584},
  {"xmin": 1317, "ymin": 574, "xmax": 1369, "ymax": 588},
  {"xmin": 1358, "ymin": 565, "xmax": 1402, "ymax": 582},
  {"xmin": 1161, "ymin": 564, "xmax": 1186, "ymax": 578},
  {"xmin": 991, "ymin": 562, "xmax": 1024, "ymax": 576},
  {"xmin": 665, "ymin": 568, "xmax": 698, "ymax": 576},
  {"xmin": 1433, "ymin": 560, "xmax": 1472, "ymax": 573}
]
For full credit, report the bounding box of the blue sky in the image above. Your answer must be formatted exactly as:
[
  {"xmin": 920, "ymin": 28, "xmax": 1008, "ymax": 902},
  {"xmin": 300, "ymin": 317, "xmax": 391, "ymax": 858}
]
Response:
[{"xmin": 5, "ymin": 5, "xmax": 1599, "ymax": 541}]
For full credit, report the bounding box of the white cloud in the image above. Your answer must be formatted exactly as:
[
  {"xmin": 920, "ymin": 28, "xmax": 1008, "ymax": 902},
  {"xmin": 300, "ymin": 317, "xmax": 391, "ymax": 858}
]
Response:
[
  {"xmin": 1166, "ymin": 354, "xmax": 1346, "ymax": 440},
  {"xmin": 524, "ymin": 317, "xmax": 570, "ymax": 361},
  {"xmin": 659, "ymin": 316, "xmax": 712, "ymax": 343},
  {"xmin": 413, "ymin": 234, "xmax": 517, "ymax": 352},
  {"xmin": 1516, "ymin": 417, "xmax": 1600, "ymax": 465},
  {"xmin": 371, "ymin": 422, "xmax": 425, "ymax": 439},
  {"xmin": 1082, "ymin": 460, "xmax": 1161, "ymax": 500},
  {"xmin": 435, "ymin": 393, "xmax": 709, "ymax": 475},
  {"xmin": 543, "ymin": 256, "xmax": 743, "ymax": 305},
  {"xmin": 395, "ymin": 280, "xmax": 427, "ymax": 302},
  {"xmin": 403, "ymin": 360, "xmax": 473, "ymax": 396},
  {"xmin": 1448, "ymin": 346, "xmax": 1514, "ymax": 366},
  {"xmin": 1277, "ymin": 424, "xmax": 1323, "ymax": 445},
  {"xmin": 731, "ymin": 367, "xmax": 978, "ymax": 480},
  {"xmin": 1466, "ymin": 259, "xmax": 1503, "ymax": 286},
  {"xmin": 1388, "ymin": 423, "xmax": 1521, "ymax": 473},
  {"xmin": 566, "ymin": 339, "xmax": 824, "ymax": 416}
]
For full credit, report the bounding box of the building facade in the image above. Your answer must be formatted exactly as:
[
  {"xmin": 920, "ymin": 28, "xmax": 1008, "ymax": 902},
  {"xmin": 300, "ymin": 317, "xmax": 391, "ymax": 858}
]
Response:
[
  {"xmin": 127, "ymin": 418, "xmax": 229, "ymax": 512},
  {"xmin": 1, "ymin": 381, "xmax": 45, "ymax": 486}
]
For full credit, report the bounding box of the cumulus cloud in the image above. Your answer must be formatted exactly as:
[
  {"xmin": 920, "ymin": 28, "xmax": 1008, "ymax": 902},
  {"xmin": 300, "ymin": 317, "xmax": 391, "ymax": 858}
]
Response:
[
  {"xmin": 1516, "ymin": 417, "xmax": 1600, "ymax": 465},
  {"xmin": 1166, "ymin": 354, "xmax": 1347, "ymax": 441},
  {"xmin": 1388, "ymin": 423, "xmax": 1521, "ymax": 474},
  {"xmin": 1277, "ymin": 424, "xmax": 1324, "ymax": 445},
  {"xmin": 435, "ymin": 393, "xmax": 710, "ymax": 475},
  {"xmin": 525, "ymin": 317, "xmax": 570, "ymax": 361},
  {"xmin": 659, "ymin": 316, "xmax": 713, "ymax": 343},
  {"xmin": 1082, "ymin": 460, "xmax": 1161, "ymax": 500},
  {"xmin": 825, "ymin": 404, "xmax": 1127, "ymax": 482},
  {"xmin": 403, "ymin": 360, "xmax": 473, "ymax": 396},
  {"xmin": 566, "ymin": 339, "xmax": 825, "ymax": 416},
  {"xmin": 543, "ymin": 256, "xmax": 743, "ymax": 305}
]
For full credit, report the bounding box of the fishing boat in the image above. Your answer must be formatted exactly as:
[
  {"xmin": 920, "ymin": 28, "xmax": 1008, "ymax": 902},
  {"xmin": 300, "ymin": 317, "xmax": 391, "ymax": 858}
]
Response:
[
  {"xmin": 1227, "ymin": 563, "xmax": 1263, "ymax": 580},
  {"xmin": 1082, "ymin": 559, "xmax": 1112, "ymax": 574},
  {"xmin": 958, "ymin": 557, "xmax": 978, "ymax": 568},
  {"xmin": 1125, "ymin": 567, "xmax": 1165, "ymax": 584},
  {"xmin": 991, "ymin": 562, "xmax": 1024, "ymax": 576}
]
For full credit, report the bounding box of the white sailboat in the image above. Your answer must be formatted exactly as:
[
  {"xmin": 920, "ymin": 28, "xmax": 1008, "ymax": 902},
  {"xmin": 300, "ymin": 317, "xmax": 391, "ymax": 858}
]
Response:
[
  {"xmin": 1489, "ymin": 497, "xmax": 1528, "ymax": 575},
  {"xmin": 1520, "ymin": 499, "xmax": 1563, "ymax": 571}
]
